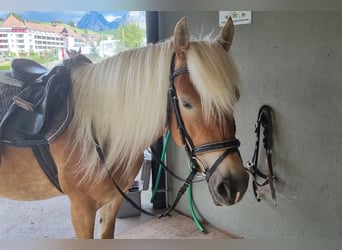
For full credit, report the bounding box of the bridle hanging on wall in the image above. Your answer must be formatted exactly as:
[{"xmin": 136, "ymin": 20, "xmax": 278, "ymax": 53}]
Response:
[{"xmin": 246, "ymin": 105, "xmax": 277, "ymax": 206}]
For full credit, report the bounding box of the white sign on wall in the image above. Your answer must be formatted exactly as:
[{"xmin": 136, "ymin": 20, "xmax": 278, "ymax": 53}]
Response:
[{"xmin": 219, "ymin": 11, "xmax": 252, "ymax": 26}]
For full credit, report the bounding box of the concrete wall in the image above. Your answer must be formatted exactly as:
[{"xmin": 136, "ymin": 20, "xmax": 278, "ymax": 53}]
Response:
[{"xmin": 160, "ymin": 12, "xmax": 342, "ymax": 239}]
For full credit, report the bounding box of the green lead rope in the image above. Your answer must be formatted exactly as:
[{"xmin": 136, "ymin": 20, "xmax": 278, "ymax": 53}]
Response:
[
  {"xmin": 150, "ymin": 130, "xmax": 171, "ymax": 202},
  {"xmin": 188, "ymin": 162, "xmax": 206, "ymax": 233},
  {"xmin": 150, "ymin": 130, "xmax": 205, "ymax": 233},
  {"xmin": 188, "ymin": 182, "xmax": 206, "ymax": 233}
]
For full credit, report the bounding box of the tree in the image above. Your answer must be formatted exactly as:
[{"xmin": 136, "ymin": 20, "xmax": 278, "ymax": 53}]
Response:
[
  {"xmin": 68, "ymin": 21, "xmax": 75, "ymax": 27},
  {"xmin": 52, "ymin": 19, "xmax": 63, "ymax": 24},
  {"xmin": 114, "ymin": 23, "xmax": 145, "ymax": 51}
]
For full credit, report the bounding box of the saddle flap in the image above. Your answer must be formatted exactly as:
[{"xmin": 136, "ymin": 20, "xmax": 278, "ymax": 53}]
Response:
[{"xmin": 9, "ymin": 107, "xmax": 44, "ymax": 135}]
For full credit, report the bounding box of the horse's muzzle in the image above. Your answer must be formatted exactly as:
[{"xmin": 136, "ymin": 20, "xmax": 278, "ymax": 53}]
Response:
[{"xmin": 208, "ymin": 170, "xmax": 249, "ymax": 206}]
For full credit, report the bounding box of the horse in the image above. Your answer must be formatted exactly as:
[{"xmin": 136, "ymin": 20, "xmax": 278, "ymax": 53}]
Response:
[
  {"xmin": 0, "ymin": 17, "xmax": 249, "ymax": 239},
  {"xmin": 65, "ymin": 47, "xmax": 82, "ymax": 59}
]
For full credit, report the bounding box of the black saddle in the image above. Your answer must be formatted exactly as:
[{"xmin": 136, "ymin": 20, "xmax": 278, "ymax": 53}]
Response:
[
  {"xmin": 0, "ymin": 58, "xmax": 74, "ymax": 146},
  {"xmin": 0, "ymin": 56, "xmax": 92, "ymax": 193},
  {"xmin": 11, "ymin": 58, "xmax": 49, "ymax": 83}
]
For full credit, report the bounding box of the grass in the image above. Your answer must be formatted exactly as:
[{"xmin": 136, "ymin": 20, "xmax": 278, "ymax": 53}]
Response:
[{"xmin": 0, "ymin": 64, "xmax": 10, "ymax": 70}]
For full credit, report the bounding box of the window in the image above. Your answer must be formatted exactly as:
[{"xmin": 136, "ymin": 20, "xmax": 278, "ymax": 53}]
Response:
[{"xmin": 0, "ymin": 11, "xmax": 146, "ymax": 70}]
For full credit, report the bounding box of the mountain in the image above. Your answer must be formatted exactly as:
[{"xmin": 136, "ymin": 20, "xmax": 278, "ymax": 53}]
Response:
[
  {"xmin": 0, "ymin": 11, "xmax": 85, "ymax": 23},
  {"xmin": 0, "ymin": 11, "xmax": 144, "ymax": 31},
  {"xmin": 77, "ymin": 11, "xmax": 110, "ymax": 31},
  {"xmin": 77, "ymin": 11, "xmax": 129, "ymax": 31}
]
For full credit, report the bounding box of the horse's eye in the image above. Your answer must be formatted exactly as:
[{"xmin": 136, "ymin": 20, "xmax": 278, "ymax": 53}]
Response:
[{"xmin": 182, "ymin": 101, "xmax": 192, "ymax": 109}]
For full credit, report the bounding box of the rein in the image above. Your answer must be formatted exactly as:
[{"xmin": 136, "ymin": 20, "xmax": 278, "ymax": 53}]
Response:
[{"xmin": 246, "ymin": 105, "xmax": 277, "ymax": 205}]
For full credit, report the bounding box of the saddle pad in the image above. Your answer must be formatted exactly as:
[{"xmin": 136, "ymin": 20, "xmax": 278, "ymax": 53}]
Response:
[
  {"xmin": 0, "ymin": 82, "xmax": 22, "ymax": 122},
  {"xmin": 0, "ymin": 72, "xmax": 24, "ymax": 87}
]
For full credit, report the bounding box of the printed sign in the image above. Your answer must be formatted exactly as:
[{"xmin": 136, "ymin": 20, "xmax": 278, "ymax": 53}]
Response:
[{"xmin": 219, "ymin": 11, "xmax": 252, "ymax": 26}]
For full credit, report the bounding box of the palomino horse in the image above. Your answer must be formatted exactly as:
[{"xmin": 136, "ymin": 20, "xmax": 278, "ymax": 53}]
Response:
[{"xmin": 0, "ymin": 17, "xmax": 249, "ymax": 238}]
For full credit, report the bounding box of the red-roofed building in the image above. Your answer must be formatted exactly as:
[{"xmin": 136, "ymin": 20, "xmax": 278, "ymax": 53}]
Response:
[{"xmin": 0, "ymin": 14, "xmax": 85, "ymax": 56}]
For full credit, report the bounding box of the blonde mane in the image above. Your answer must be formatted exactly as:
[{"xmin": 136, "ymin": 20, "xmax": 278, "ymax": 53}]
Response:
[
  {"xmin": 69, "ymin": 38, "xmax": 240, "ymax": 184},
  {"xmin": 187, "ymin": 40, "xmax": 240, "ymax": 124}
]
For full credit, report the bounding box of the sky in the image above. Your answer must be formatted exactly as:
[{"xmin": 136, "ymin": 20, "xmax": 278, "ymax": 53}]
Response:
[{"xmin": 0, "ymin": 11, "xmax": 139, "ymax": 24}]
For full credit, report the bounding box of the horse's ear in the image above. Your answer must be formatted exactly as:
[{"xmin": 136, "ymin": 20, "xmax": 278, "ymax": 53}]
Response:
[
  {"xmin": 216, "ymin": 16, "xmax": 234, "ymax": 51},
  {"xmin": 173, "ymin": 17, "xmax": 190, "ymax": 60}
]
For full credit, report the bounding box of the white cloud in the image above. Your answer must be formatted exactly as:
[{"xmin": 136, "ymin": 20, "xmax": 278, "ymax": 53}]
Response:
[
  {"xmin": 104, "ymin": 15, "xmax": 121, "ymax": 22},
  {"xmin": 129, "ymin": 11, "xmax": 140, "ymax": 17}
]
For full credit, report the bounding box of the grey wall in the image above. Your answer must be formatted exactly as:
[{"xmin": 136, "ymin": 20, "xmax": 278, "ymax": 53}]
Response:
[{"xmin": 160, "ymin": 12, "xmax": 342, "ymax": 239}]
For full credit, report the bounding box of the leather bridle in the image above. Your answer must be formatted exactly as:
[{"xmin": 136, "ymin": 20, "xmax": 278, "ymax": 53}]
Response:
[
  {"xmin": 167, "ymin": 53, "xmax": 241, "ymax": 182},
  {"xmin": 246, "ymin": 105, "xmax": 277, "ymax": 205},
  {"xmin": 96, "ymin": 53, "xmax": 242, "ymax": 217}
]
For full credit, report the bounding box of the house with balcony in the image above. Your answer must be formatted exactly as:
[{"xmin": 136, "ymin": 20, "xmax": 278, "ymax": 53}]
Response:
[{"xmin": 0, "ymin": 14, "xmax": 86, "ymax": 57}]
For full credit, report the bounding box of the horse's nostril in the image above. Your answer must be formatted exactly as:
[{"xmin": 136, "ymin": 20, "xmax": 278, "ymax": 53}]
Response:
[
  {"xmin": 217, "ymin": 182, "xmax": 230, "ymax": 200},
  {"xmin": 209, "ymin": 173, "xmax": 248, "ymax": 206}
]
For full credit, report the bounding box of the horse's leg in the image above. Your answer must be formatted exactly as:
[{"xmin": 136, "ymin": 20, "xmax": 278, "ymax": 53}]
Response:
[
  {"xmin": 51, "ymin": 129, "xmax": 145, "ymax": 239},
  {"xmin": 49, "ymin": 133, "xmax": 97, "ymax": 239},
  {"xmin": 97, "ymin": 160, "xmax": 144, "ymax": 239},
  {"xmin": 69, "ymin": 197, "xmax": 97, "ymax": 239},
  {"xmin": 98, "ymin": 197, "xmax": 124, "ymax": 239}
]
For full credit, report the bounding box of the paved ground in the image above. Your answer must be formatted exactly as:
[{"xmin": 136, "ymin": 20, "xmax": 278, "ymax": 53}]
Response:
[
  {"xmin": 0, "ymin": 191, "xmax": 235, "ymax": 239},
  {"xmin": 0, "ymin": 196, "xmax": 76, "ymax": 239},
  {"xmin": 0, "ymin": 193, "xmax": 154, "ymax": 239},
  {"xmin": 116, "ymin": 212, "xmax": 236, "ymax": 239}
]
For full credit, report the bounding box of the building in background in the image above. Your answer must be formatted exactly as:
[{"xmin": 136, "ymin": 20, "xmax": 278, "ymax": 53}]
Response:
[{"xmin": 0, "ymin": 14, "xmax": 85, "ymax": 57}]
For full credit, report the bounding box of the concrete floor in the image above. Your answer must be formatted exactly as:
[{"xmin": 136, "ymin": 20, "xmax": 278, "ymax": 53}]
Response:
[
  {"xmin": 116, "ymin": 211, "xmax": 237, "ymax": 239},
  {"xmin": 0, "ymin": 191, "xmax": 154, "ymax": 239},
  {"xmin": 0, "ymin": 190, "xmax": 235, "ymax": 239}
]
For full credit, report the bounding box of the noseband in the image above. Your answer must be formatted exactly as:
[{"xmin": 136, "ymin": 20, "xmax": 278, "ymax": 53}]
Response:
[{"xmin": 168, "ymin": 53, "xmax": 241, "ymax": 181}]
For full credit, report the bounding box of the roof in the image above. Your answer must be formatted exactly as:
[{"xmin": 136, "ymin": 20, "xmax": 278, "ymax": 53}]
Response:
[
  {"xmin": 1, "ymin": 14, "xmax": 83, "ymax": 38},
  {"xmin": 1, "ymin": 14, "xmax": 25, "ymax": 28}
]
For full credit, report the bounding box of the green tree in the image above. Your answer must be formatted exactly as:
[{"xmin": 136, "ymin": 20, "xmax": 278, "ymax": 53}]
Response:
[
  {"xmin": 114, "ymin": 23, "xmax": 145, "ymax": 51},
  {"xmin": 53, "ymin": 19, "xmax": 63, "ymax": 24},
  {"xmin": 68, "ymin": 21, "xmax": 75, "ymax": 27}
]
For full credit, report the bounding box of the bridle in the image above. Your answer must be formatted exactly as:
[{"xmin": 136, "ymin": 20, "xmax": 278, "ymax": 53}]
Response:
[
  {"xmin": 96, "ymin": 53, "xmax": 242, "ymax": 217},
  {"xmin": 167, "ymin": 53, "xmax": 241, "ymax": 182},
  {"xmin": 246, "ymin": 105, "xmax": 277, "ymax": 205}
]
